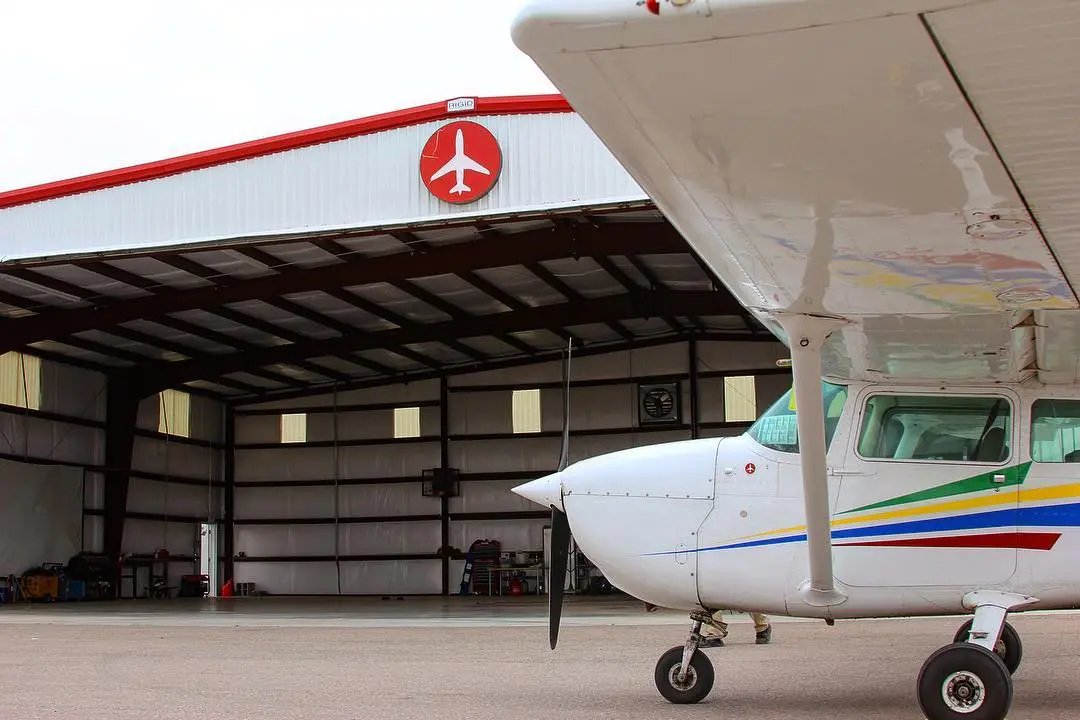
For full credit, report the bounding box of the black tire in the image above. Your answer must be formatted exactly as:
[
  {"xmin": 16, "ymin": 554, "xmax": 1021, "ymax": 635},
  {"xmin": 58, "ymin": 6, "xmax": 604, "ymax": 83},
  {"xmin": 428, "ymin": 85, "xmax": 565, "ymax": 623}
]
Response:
[
  {"xmin": 917, "ymin": 642, "xmax": 1013, "ymax": 720},
  {"xmin": 654, "ymin": 645, "xmax": 715, "ymax": 704},
  {"xmin": 953, "ymin": 619, "xmax": 1023, "ymax": 674}
]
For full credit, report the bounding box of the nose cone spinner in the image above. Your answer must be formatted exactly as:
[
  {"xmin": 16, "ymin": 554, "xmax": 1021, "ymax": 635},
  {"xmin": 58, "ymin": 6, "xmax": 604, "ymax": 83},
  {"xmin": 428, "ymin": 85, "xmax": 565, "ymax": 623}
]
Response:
[{"xmin": 512, "ymin": 471, "xmax": 564, "ymax": 512}]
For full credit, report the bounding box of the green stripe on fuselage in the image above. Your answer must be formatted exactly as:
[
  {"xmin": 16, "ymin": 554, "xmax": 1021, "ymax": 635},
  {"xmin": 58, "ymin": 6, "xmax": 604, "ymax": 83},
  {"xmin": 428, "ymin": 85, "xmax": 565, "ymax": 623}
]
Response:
[{"xmin": 838, "ymin": 461, "xmax": 1032, "ymax": 515}]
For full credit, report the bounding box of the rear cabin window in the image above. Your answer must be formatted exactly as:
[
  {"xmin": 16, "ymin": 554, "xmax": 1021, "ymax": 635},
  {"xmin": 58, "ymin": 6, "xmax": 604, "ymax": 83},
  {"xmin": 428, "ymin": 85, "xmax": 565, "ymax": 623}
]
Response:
[
  {"xmin": 1030, "ymin": 399, "xmax": 1080, "ymax": 463},
  {"xmin": 857, "ymin": 394, "xmax": 1011, "ymax": 463}
]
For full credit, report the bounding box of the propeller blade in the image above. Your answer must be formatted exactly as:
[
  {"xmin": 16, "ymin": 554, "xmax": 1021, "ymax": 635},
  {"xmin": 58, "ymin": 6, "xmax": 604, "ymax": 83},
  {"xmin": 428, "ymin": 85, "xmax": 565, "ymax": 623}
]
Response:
[
  {"xmin": 557, "ymin": 339, "xmax": 573, "ymax": 472},
  {"xmin": 550, "ymin": 338, "xmax": 573, "ymax": 648},
  {"xmin": 548, "ymin": 505, "xmax": 571, "ymax": 649}
]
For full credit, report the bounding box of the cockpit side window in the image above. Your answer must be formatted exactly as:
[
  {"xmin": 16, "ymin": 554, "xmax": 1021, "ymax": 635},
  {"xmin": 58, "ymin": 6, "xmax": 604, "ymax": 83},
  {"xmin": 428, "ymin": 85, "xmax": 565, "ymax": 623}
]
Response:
[
  {"xmin": 746, "ymin": 381, "xmax": 848, "ymax": 454},
  {"xmin": 856, "ymin": 394, "xmax": 1011, "ymax": 463},
  {"xmin": 1031, "ymin": 399, "xmax": 1080, "ymax": 463}
]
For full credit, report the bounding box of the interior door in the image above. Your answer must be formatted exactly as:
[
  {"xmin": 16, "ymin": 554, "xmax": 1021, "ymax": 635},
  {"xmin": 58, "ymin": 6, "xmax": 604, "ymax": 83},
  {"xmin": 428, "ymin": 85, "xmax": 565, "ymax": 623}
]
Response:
[
  {"xmin": 832, "ymin": 386, "xmax": 1021, "ymax": 588},
  {"xmin": 199, "ymin": 522, "xmax": 220, "ymax": 597}
]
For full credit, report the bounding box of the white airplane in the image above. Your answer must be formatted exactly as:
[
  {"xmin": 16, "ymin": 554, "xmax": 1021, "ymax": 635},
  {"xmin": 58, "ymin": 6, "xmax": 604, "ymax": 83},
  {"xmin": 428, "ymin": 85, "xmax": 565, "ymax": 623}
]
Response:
[
  {"xmin": 508, "ymin": 1, "xmax": 1080, "ymax": 719},
  {"xmin": 428, "ymin": 128, "xmax": 490, "ymax": 195}
]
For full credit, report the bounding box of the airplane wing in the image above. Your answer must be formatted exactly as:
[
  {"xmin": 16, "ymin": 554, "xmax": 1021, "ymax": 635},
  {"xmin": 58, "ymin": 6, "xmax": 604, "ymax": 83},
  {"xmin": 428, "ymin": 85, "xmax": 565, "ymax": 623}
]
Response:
[
  {"xmin": 428, "ymin": 159, "xmax": 458, "ymax": 182},
  {"xmin": 460, "ymin": 156, "xmax": 490, "ymax": 175},
  {"xmin": 511, "ymin": 0, "xmax": 1080, "ymax": 386}
]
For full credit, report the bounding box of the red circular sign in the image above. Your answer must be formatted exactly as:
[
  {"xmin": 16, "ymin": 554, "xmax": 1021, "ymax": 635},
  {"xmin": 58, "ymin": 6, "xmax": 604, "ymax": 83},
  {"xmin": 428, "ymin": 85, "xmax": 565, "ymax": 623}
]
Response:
[
  {"xmin": 745, "ymin": 463, "xmax": 756, "ymax": 475},
  {"xmin": 419, "ymin": 120, "xmax": 502, "ymax": 205}
]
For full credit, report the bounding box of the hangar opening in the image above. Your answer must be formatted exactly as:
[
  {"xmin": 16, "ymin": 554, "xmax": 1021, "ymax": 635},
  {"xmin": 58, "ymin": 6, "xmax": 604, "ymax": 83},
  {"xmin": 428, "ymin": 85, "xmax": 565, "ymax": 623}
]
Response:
[{"xmin": 0, "ymin": 95, "xmax": 789, "ymax": 601}]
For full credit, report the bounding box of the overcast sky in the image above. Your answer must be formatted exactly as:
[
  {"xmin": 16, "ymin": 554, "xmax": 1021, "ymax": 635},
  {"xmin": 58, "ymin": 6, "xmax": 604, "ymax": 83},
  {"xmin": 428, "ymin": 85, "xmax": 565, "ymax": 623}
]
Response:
[{"xmin": 0, "ymin": 1, "xmax": 557, "ymax": 192}]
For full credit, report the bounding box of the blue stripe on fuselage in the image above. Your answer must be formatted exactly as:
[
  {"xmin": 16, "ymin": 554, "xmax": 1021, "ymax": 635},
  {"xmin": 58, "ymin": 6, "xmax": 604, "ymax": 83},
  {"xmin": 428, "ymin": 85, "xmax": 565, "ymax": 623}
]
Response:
[{"xmin": 645, "ymin": 501, "xmax": 1080, "ymax": 556}]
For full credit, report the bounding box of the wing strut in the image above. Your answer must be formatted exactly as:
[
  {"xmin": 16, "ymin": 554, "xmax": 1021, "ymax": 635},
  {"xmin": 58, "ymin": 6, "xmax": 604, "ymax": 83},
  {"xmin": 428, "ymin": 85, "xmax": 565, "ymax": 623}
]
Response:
[{"xmin": 774, "ymin": 312, "xmax": 849, "ymax": 609}]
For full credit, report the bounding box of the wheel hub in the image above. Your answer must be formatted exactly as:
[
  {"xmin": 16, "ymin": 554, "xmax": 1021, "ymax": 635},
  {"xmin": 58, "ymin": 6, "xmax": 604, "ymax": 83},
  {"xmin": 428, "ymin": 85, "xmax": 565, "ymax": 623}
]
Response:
[
  {"xmin": 942, "ymin": 671, "xmax": 986, "ymax": 713},
  {"xmin": 668, "ymin": 664, "xmax": 698, "ymax": 691}
]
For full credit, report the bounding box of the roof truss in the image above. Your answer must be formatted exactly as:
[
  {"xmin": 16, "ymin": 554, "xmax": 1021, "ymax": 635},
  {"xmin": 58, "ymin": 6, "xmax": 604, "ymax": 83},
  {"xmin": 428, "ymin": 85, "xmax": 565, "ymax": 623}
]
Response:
[{"xmin": 0, "ymin": 209, "xmax": 772, "ymax": 402}]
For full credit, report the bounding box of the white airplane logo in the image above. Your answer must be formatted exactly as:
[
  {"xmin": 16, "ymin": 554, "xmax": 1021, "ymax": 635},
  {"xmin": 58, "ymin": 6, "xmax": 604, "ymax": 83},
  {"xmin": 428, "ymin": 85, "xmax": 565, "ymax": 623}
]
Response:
[{"xmin": 428, "ymin": 128, "xmax": 491, "ymax": 196}]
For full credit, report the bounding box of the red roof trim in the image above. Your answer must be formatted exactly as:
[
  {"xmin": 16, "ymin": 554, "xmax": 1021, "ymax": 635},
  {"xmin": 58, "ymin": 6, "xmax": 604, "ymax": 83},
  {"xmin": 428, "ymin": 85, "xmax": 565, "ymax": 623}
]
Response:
[{"xmin": 0, "ymin": 94, "xmax": 573, "ymax": 210}]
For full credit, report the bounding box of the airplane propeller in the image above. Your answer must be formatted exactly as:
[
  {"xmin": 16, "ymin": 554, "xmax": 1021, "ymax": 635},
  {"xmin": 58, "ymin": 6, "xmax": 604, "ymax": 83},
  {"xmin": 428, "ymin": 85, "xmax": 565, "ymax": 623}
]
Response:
[{"xmin": 548, "ymin": 338, "xmax": 573, "ymax": 649}]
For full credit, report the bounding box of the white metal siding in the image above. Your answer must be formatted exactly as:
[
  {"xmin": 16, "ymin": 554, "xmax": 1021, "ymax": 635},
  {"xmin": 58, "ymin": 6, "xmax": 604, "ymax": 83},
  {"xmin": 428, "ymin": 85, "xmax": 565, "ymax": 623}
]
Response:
[
  {"xmin": 229, "ymin": 339, "xmax": 788, "ymax": 595},
  {"xmin": 0, "ymin": 357, "xmax": 222, "ymax": 583},
  {"xmin": 0, "ymin": 113, "xmax": 648, "ymax": 261}
]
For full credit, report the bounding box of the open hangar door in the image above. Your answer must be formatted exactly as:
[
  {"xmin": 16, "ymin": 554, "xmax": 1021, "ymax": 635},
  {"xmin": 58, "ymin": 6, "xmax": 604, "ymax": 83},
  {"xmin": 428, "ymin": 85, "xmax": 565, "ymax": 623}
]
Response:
[
  {"xmin": 0, "ymin": 200, "xmax": 791, "ymax": 601},
  {"xmin": 0, "ymin": 95, "xmax": 796, "ymax": 599},
  {"xmin": 230, "ymin": 339, "xmax": 790, "ymax": 597}
]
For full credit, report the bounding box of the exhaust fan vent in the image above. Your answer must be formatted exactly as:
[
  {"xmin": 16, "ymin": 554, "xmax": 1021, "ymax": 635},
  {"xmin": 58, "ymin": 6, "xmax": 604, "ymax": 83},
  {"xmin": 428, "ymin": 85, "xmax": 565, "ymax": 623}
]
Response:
[{"xmin": 638, "ymin": 382, "xmax": 680, "ymax": 425}]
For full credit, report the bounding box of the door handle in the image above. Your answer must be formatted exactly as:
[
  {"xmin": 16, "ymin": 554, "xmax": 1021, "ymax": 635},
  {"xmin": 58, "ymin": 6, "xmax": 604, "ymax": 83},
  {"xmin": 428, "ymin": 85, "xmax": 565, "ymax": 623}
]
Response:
[{"xmin": 991, "ymin": 474, "xmax": 1006, "ymax": 484}]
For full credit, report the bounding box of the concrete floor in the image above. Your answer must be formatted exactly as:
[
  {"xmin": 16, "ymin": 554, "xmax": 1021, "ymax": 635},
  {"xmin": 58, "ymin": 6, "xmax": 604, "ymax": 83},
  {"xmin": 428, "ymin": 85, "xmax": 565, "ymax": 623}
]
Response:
[{"xmin": 1, "ymin": 596, "xmax": 1078, "ymax": 719}]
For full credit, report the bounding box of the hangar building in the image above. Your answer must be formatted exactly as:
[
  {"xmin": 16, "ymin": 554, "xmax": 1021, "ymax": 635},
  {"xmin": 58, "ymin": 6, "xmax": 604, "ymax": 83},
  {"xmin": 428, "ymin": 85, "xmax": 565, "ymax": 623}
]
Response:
[{"xmin": 0, "ymin": 94, "xmax": 788, "ymax": 599}]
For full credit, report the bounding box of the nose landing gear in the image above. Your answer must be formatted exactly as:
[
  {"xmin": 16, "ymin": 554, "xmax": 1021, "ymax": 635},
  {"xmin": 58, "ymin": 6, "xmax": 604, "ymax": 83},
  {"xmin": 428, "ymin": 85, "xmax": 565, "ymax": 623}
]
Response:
[{"xmin": 654, "ymin": 611, "xmax": 715, "ymax": 704}]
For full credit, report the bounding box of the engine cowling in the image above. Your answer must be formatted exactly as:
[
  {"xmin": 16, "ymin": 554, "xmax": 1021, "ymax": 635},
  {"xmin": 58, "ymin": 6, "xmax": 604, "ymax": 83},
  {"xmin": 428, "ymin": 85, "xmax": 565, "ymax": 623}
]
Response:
[{"xmin": 556, "ymin": 437, "xmax": 721, "ymax": 610}]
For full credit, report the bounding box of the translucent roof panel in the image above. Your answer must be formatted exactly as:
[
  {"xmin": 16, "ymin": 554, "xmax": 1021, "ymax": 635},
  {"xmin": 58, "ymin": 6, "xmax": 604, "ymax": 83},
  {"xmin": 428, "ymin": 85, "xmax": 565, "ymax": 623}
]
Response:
[
  {"xmin": 408, "ymin": 274, "xmax": 505, "ymax": 317},
  {"xmin": 533, "ymin": 257, "xmax": 624, "ymax": 299},
  {"xmin": 345, "ymin": 283, "xmax": 449, "ymax": 325},
  {"xmin": 473, "ymin": 265, "xmax": 563, "ymax": 308}
]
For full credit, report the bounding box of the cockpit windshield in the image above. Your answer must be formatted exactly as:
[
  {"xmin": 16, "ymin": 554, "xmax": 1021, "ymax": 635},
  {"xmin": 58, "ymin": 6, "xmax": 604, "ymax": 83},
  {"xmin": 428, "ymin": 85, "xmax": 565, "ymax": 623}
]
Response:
[{"xmin": 746, "ymin": 381, "xmax": 848, "ymax": 454}]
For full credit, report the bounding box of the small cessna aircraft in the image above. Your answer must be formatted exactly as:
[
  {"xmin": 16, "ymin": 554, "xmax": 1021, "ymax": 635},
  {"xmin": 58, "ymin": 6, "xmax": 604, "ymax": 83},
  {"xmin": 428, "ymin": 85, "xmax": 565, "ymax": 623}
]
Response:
[
  {"xmin": 509, "ymin": 1, "xmax": 1080, "ymax": 719},
  {"xmin": 428, "ymin": 128, "xmax": 490, "ymax": 196}
]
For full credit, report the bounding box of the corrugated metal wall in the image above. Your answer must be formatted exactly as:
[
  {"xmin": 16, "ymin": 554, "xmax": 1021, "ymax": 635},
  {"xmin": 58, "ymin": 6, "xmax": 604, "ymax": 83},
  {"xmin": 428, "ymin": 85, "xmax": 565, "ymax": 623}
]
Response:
[
  {"xmin": 0, "ymin": 356, "xmax": 104, "ymax": 575},
  {"xmin": 232, "ymin": 340, "xmax": 790, "ymax": 595},
  {"xmin": 0, "ymin": 113, "xmax": 648, "ymax": 261},
  {"xmin": 0, "ymin": 353, "xmax": 223, "ymax": 593},
  {"xmin": 124, "ymin": 390, "xmax": 224, "ymax": 592}
]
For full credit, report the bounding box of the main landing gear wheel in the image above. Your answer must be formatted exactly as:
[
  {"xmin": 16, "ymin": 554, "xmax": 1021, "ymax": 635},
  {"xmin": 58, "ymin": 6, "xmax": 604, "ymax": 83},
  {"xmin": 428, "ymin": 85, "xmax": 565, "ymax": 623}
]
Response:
[
  {"xmin": 917, "ymin": 643, "xmax": 1013, "ymax": 720},
  {"xmin": 953, "ymin": 619, "xmax": 1023, "ymax": 675},
  {"xmin": 654, "ymin": 645, "xmax": 714, "ymax": 704}
]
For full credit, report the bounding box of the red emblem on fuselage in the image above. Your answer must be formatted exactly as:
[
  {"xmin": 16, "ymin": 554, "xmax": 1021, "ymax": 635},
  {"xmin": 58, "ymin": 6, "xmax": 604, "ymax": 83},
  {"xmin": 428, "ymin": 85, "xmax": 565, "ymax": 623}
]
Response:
[
  {"xmin": 419, "ymin": 120, "xmax": 502, "ymax": 204},
  {"xmin": 745, "ymin": 462, "xmax": 756, "ymax": 475}
]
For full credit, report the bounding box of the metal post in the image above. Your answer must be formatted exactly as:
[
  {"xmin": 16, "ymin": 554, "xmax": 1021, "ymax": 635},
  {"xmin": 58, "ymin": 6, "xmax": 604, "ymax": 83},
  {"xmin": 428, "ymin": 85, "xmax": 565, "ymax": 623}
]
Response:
[
  {"xmin": 80, "ymin": 468, "xmax": 87, "ymax": 553},
  {"xmin": 688, "ymin": 338, "xmax": 700, "ymax": 440},
  {"xmin": 222, "ymin": 405, "xmax": 235, "ymax": 587},
  {"xmin": 440, "ymin": 376, "xmax": 451, "ymax": 596},
  {"xmin": 333, "ymin": 383, "xmax": 341, "ymax": 596}
]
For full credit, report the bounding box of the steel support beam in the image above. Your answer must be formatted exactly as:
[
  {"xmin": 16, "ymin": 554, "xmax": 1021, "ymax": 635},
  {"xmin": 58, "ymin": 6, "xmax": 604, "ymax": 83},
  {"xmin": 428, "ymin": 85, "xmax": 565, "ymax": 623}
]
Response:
[
  {"xmin": 138, "ymin": 290, "xmax": 735, "ymax": 392},
  {"xmin": 103, "ymin": 374, "xmax": 140, "ymax": 596},
  {"xmin": 231, "ymin": 330, "xmax": 780, "ymax": 406},
  {"xmin": 0, "ymin": 223, "xmax": 688, "ymax": 351}
]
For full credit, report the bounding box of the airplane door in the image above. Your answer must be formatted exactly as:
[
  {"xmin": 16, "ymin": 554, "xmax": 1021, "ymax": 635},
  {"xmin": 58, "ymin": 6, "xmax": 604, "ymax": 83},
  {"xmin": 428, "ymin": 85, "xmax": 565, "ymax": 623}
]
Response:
[
  {"xmin": 832, "ymin": 386, "xmax": 1020, "ymax": 588},
  {"xmin": 695, "ymin": 435, "xmax": 787, "ymax": 611}
]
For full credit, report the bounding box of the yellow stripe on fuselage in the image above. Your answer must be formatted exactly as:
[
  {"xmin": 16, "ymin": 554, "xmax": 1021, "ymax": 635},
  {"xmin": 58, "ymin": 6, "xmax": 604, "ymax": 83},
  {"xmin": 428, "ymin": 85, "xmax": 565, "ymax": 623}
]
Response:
[{"xmin": 734, "ymin": 482, "xmax": 1080, "ymax": 542}]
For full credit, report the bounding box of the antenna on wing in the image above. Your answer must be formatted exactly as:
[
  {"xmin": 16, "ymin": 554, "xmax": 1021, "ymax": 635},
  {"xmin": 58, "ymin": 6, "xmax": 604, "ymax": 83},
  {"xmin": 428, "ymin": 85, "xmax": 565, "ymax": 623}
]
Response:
[{"xmin": 548, "ymin": 338, "xmax": 573, "ymax": 649}]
